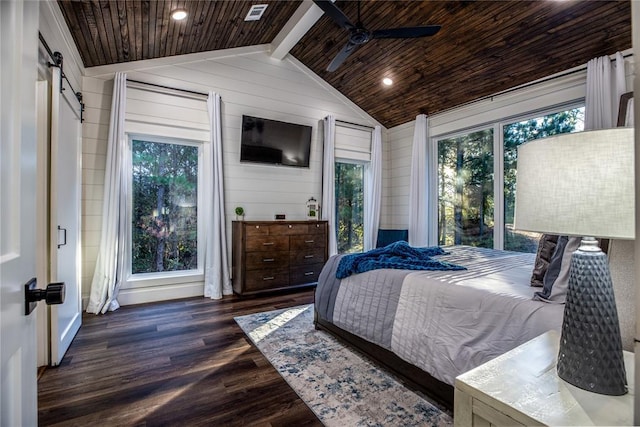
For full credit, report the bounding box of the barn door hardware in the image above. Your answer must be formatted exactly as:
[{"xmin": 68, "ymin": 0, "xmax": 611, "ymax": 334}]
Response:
[{"xmin": 38, "ymin": 32, "xmax": 85, "ymax": 122}]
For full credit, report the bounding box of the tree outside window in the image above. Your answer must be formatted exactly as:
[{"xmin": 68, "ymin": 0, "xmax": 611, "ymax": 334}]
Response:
[
  {"xmin": 335, "ymin": 161, "xmax": 364, "ymax": 254},
  {"xmin": 437, "ymin": 129, "xmax": 494, "ymax": 248},
  {"xmin": 131, "ymin": 138, "xmax": 199, "ymax": 274},
  {"xmin": 503, "ymin": 107, "xmax": 584, "ymax": 252}
]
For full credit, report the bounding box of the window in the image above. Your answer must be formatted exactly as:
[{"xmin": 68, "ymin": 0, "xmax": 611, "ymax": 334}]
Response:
[
  {"xmin": 130, "ymin": 136, "xmax": 201, "ymax": 277},
  {"xmin": 437, "ymin": 128, "xmax": 494, "ymax": 248},
  {"xmin": 335, "ymin": 161, "xmax": 365, "ymax": 254},
  {"xmin": 503, "ymin": 107, "xmax": 584, "ymax": 252},
  {"xmin": 434, "ymin": 104, "xmax": 584, "ymax": 252}
]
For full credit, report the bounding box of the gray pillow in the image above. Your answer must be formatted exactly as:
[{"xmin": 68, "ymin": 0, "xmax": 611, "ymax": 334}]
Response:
[
  {"xmin": 533, "ymin": 236, "xmax": 582, "ymax": 303},
  {"xmin": 530, "ymin": 234, "xmax": 559, "ymax": 287}
]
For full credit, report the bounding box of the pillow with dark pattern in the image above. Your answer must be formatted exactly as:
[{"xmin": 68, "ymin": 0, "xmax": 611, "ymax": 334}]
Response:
[{"xmin": 530, "ymin": 234, "xmax": 559, "ymax": 287}]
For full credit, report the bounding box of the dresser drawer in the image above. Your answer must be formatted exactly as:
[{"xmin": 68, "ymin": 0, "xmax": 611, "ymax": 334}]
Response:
[
  {"xmin": 290, "ymin": 263, "xmax": 324, "ymax": 286},
  {"xmin": 244, "ymin": 268, "xmax": 289, "ymax": 291},
  {"xmin": 246, "ymin": 235, "xmax": 289, "ymax": 252},
  {"xmin": 307, "ymin": 222, "xmax": 327, "ymax": 235},
  {"xmin": 245, "ymin": 224, "xmax": 269, "ymax": 236},
  {"xmin": 269, "ymin": 223, "xmax": 308, "ymax": 235},
  {"xmin": 291, "ymin": 234, "xmax": 326, "ymax": 250},
  {"xmin": 290, "ymin": 248, "xmax": 326, "ymax": 265},
  {"xmin": 245, "ymin": 251, "xmax": 289, "ymax": 270}
]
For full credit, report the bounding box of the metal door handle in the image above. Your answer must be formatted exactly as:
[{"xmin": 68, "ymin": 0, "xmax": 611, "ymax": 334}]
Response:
[
  {"xmin": 57, "ymin": 226, "xmax": 67, "ymax": 248},
  {"xmin": 24, "ymin": 278, "xmax": 65, "ymax": 315}
]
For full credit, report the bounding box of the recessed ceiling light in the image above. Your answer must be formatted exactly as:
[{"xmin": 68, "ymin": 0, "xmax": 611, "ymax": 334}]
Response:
[
  {"xmin": 382, "ymin": 77, "xmax": 393, "ymax": 86},
  {"xmin": 172, "ymin": 9, "xmax": 187, "ymax": 20}
]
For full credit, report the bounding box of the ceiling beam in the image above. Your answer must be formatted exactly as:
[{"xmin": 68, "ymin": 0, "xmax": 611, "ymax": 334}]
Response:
[{"xmin": 270, "ymin": 0, "xmax": 324, "ymax": 60}]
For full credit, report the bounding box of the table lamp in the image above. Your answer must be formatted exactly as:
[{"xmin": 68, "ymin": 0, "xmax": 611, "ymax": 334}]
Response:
[{"xmin": 514, "ymin": 128, "xmax": 634, "ymax": 396}]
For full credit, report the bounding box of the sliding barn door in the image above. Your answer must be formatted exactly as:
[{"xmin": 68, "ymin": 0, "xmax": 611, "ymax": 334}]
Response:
[{"xmin": 49, "ymin": 67, "xmax": 82, "ymax": 365}]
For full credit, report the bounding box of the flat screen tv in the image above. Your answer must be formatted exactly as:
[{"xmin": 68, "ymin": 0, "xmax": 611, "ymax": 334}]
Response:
[{"xmin": 240, "ymin": 115, "xmax": 312, "ymax": 168}]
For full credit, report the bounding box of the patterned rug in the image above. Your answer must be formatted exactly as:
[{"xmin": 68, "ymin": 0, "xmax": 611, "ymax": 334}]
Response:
[{"xmin": 234, "ymin": 304, "xmax": 452, "ymax": 426}]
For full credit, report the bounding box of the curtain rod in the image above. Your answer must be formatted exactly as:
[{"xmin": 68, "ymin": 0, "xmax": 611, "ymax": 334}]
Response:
[
  {"xmin": 335, "ymin": 119, "xmax": 374, "ymax": 131},
  {"xmin": 127, "ymin": 79, "xmax": 208, "ymax": 98}
]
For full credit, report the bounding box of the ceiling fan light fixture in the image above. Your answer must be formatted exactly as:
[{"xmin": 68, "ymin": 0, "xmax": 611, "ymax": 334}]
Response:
[
  {"xmin": 382, "ymin": 77, "xmax": 393, "ymax": 86},
  {"xmin": 171, "ymin": 9, "xmax": 187, "ymax": 21}
]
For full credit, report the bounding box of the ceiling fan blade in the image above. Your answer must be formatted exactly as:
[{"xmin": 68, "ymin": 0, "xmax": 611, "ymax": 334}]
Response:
[
  {"xmin": 327, "ymin": 41, "xmax": 360, "ymax": 72},
  {"xmin": 313, "ymin": 0, "xmax": 355, "ymax": 31},
  {"xmin": 372, "ymin": 25, "xmax": 441, "ymax": 39}
]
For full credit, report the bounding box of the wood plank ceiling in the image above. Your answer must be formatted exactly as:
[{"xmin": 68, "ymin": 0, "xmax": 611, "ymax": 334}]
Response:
[{"xmin": 57, "ymin": 0, "xmax": 631, "ymax": 129}]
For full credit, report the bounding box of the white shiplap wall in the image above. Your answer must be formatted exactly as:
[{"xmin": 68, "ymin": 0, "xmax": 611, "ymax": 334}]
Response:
[
  {"xmin": 81, "ymin": 47, "xmax": 382, "ymax": 304},
  {"xmin": 382, "ymin": 122, "xmax": 413, "ymax": 230}
]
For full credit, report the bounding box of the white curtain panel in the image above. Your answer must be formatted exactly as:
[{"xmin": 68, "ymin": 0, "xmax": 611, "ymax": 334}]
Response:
[
  {"xmin": 408, "ymin": 114, "xmax": 430, "ymax": 247},
  {"xmin": 322, "ymin": 115, "xmax": 338, "ymax": 256},
  {"xmin": 364, "ymin": 125, "xmax": 382, "ymax": 251},
  {"xmin": 87, "ymin": 72, "xmax": 128, "ymax": 314},
  {"xmin": 204, "ymin": 92, "xmax": 232, "ymax": 299},
  {"xmin": 585, "ymin": 52, "xmax": 628, "ymax": 130}
]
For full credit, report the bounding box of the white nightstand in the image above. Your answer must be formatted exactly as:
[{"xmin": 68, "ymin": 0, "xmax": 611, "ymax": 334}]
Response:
[{"xmin": 454, "ymin": 330, "xmax": 634, "ymax": 426}]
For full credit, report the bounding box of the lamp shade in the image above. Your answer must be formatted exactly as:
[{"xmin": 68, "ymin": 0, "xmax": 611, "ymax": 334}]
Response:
[{"xmin": 514, "ymin": 128, "xmax": 634, "ymax": 239}]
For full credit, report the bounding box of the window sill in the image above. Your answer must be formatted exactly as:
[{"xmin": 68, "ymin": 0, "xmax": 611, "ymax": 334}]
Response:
[{"xmin": 123, "ymin": 270, "xmax": 204, "ymax": 289}]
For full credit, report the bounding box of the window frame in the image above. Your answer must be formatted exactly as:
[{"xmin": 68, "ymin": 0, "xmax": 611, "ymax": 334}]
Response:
[
  {"xmin": 122, "ymin": 133, "xmax": 205, "ymax": 289},
  {"xmin": 429, "ymin": 101, "xmax": 585, "ymax": 251}
]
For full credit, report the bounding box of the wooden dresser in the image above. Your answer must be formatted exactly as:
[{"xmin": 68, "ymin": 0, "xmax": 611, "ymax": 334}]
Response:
[{"xmin": 232, "ymin": 220, "xmax": 329, "ymax": 295}]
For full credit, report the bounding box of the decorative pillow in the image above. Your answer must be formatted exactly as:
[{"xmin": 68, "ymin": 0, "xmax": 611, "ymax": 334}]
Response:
[
  {"xmin": 533, "ymin": 236, "xmax": 581, "ymax": 304},
  {"xmin": 530, "ymin": 234, "xmax": 559, "ymax": 287}
]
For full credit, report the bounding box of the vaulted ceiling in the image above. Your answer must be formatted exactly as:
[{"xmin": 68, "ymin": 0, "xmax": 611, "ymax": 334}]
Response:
[{"xmin": 57, "ymin": 0, "xmax": 631, "ymax": 129}]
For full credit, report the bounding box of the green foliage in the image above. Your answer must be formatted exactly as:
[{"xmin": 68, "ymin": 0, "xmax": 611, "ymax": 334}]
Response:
[
  {"xmin": 438, "ymin": 129, "xmax": 494, "ymax": 248},
  {"xmin": 502, "ymin": 107, "xmax": 584, "ymax": 251},
  {"xmin": 131, "ymin": 139, "xmax": 198, "ymax": 274},
  {"xmin": 235, "ymin": 206, "xmax": 244, "ymax": 216},
  {"xmin": 437, "ymin": 107, "xmax": 584, "ymax": 253},
  {"xmin": 335, "ymin": 162, "xmax": 364, "ymax": 254}
]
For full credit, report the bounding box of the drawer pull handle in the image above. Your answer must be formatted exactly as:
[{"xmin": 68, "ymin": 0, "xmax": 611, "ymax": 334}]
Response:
[
  {"xmin": 263, "ymin": 258, "xmax": 275, "ymax": 262},
  {"xmin": 263, "ymin": 242, "xmax": 274, "ymax": 246},
  {"xmin": 255, "ymin": 225, "xmax": 260, "ymax": 229},
  {"xmin": 304, "ymin": 255, "xmax": 314, "ymax": 259},
  {"xmin": 304, "ymin": 272, "xmax": 315, "ymax": 276},
  {"xmin": 288, "ymin": 225, "xmax": 292, "ymax": 228},
  {"xmin": 263, "ymin": 276, "xmax": 275, "ymax": 281},
  {"xmin": 305, "ymin": 240, "xmax": 315, "ymax": 243}
]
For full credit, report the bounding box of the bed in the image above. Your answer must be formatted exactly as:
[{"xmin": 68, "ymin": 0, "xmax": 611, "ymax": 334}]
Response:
[{"xmin": 313, "ymin": 244, "xmax": 566, "ymax": 408}]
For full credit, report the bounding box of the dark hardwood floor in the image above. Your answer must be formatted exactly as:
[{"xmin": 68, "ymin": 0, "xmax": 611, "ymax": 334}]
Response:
[{"xmin": 38, "ymin": 289, "xmax": 322, "ymax": 426}]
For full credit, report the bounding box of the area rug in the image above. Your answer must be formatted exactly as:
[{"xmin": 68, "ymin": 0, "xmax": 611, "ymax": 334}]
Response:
[{"xmin": 234, "ymin": 304, "xmax": 452, "ymax": 426}]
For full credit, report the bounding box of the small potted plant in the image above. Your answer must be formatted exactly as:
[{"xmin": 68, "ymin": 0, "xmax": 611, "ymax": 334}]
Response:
[{"xmin": 235, "ymin": 206, "xmax": 245, "ymax": 221}]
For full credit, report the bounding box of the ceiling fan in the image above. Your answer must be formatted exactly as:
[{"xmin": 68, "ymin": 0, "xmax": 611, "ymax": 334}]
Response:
[{"xmin": 313, "ymin": 0, "xmax": 441, "ymax": 72}]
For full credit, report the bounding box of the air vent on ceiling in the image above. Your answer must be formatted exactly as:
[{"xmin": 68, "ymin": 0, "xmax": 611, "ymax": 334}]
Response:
[{"xmin": 245, "ymin": 4, "xmax": 268, "ymax": 21}]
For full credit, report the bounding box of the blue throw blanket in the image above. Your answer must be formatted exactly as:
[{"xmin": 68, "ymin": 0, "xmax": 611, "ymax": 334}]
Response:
[{"xmin": 336, "ymin": 241, "xmax": 466, "ymax": 279}]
